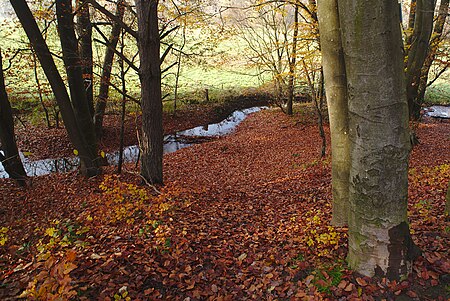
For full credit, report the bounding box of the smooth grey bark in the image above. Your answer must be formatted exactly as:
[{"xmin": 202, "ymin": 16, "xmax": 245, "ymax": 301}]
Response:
[
  {"xmin": 339, "ymin": 0, "xmax": 419, "ymax": 279},
  {"xmin": 136, "ymin": 0, "xmax": 163, "ymax": 184},
  {"xmin": 11, "ymin": 0, "xmax": 100, "ymax": 177},
  {"xmin": 405, "ymin": 0, "xmax": 436, "ymax": 120},
  {"xmin": 317, "ymin": 0, "xmax": 350, "ymax": 227},
  {"xmin": 94, "ymin": 0, "xmax": 125, "ymax": 137},
  {"xmin": 0, "ymin": 50, "xmax": 28, "ymax": 186}
]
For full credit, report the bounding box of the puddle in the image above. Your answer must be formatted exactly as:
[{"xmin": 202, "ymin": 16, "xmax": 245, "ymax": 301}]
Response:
[
  {"xmin": 0, "ymin": 106, "xmax": 266, "ymax": 178},
  {"xmin": 423, "ymin": 105, "xmax": 450, "ymax": 119}
]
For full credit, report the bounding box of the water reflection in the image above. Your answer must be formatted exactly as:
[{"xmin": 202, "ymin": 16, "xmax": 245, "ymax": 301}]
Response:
[
  {"xmin": 0, "ymin": 106, "xmax": 266, "ymax": 178},
  {"xmin": 424, "ymin": 106, "xmax": 450, "ymax": 119}
]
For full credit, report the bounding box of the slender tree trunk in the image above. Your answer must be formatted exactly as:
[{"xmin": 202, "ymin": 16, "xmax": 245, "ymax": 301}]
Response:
[
  {"xmin": 0, "ymin": 49, "xmax": 28, "ymax": 186},
  {"xmin": 11, "ymin": 0, "xmax": 100, "ymax": 177},
  {"xmin": 56, "ymin": 0, "xmax": 100, "ymax": 176},
  {"xmin": 317, "ymin": 0, "xmax": 350, "ymax": 226},
  {"xmin": 136, "ymin": 0, "xmax": 163, "ymax": 184},
  {"xmin": 173, "ymin": 8, "xmax": 187, "ymax": 116},
  {"xmin": 94, "ymin": 0, "xmax": 125, "ymax": 137},
  {"xmin": 405, "ymin": 0, "xmax": 436, "ymax": 120},
  {"xmin": 118, "ymin": 30, "xmax": 126, "ymax": 174},
  {"xmin": 405, "ymin": 0, "xmax": 417, "ymax": 47},
  {"xmin": 32, "ymin": 50, "xmax": 51, "ymax": 128},
  {"xmin": 417, "ymin": 0, "xmax": 449, "ymax": 103},
  {"xmin": 286, "ymin": 3, "xmax": 299, "ymax": 116},
  {"xmin": 339, "ymin": 0, "xmax": 419, "ymax": 279},
  {"xmin": 446, "ymin": 181, "xmax": 450, "ymax": 215},
  {"xmin": 77, "ymin": 0, "xmax": 94, "ymax": 116}
]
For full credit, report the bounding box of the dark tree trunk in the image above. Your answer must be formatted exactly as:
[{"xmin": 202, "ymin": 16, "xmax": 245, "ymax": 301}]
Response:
[
  {"xmin": 417, "ymin": 0, "xmax": 449, "ymax": 103},
  {"xmin": 56, "ymin": 0, "xmax": 100, "ymax": 176},
  {"xmin": 94, "ymin": 0, "xmax": 125, "ymax": 137},
  {"xmin": 11, "ymin": 0, "xmax": 100, "ymax": 177},
  {"xmin": 77, "ymin": 0, "xmax": 94, "ymax": 116},
  {"xmin": 286, "ymin": 3, "xmax": 299, "ymax": 116},
  {"xmin": 405, "ymin": 0, "xmax": 436, "ymax": 120},
  {"xmin": 405, "ymin": 0, "xmax": 417, "ymax": 46},
  {"xmin": 446, "ymin": 181, "xmax": 450, "ymax": 215},
  {"xmin": 136, "ymin": 0, "xmax": 163, "ymax": 184},
  {"xmin": 0, "ymin": 50, "xmax": 28, "ymax": 186}
]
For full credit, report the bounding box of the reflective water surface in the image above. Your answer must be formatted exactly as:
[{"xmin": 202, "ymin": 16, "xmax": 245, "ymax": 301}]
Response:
[{"xmin": 0, "ymin": 107, "xmax": 266, "ymax": 178}]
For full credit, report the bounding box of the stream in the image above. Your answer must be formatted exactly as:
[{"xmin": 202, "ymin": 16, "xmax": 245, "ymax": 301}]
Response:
[
  {"xmin": 423, "ymin": 105, "xmax": 450, "ymax": 119},
  {"xmin": 0, "ymin": 106, "xmax": 266, "ymax": 178}
]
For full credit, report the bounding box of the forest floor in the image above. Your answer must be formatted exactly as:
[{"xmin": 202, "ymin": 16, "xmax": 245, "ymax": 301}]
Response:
[{"xmin": 1, "ymin": 102, "xmax": 449, "ymax": 300}]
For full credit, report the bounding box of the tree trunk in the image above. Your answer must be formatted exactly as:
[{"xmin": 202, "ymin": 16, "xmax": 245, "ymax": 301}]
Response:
[
  {"xmin": 339, "ymin": 0, "xmax": 419, "ymax": 279},
  {"xmin": 56, "ymin": 0, "xmax": 100, "ymax": 176},
  {"xmin": 0, "ymin": 49, "xmax": 28, "ymax": 186},
  {"xmin": 317, "ymin": 0, "xmax": 350, "ymax": 226},
  {"xmin": 417, "ymin": 0, "xmax": 449, "ymax": 103},
  {"xmin": 11, "ymin": 0, "xmax": 100, "ymax": 177},
  {"xmin": 446, "ymin": 181, "xmax": 450, "ymax": 215},
  {"xmin": 136, "ymin": 0, "xmax": 163, "ymax": 184},
  {"xmin": 94, "ymin": 0, "xmax": 125, "ymax": 137},
  {"xmin": 405, "ymin": 0, "xmax": 436, "ymax": 120},
  {"xmin": 76, "ymin": 0, "xmax": 94, "ymax": 116},
  {"xmin": 405, "ymin": 0, "xmax": 417, "ymax": 46},
  {"xmin": 286, "ymin": 3, "xmax": 299, "ymax": 116}
]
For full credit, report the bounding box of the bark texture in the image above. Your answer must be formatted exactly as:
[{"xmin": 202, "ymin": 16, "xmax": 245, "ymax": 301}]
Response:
[
  {"xmin": 56, "ymin": 0, "xmax": 100, "ymax": 176},
  {"xmin": 417, "ymin": 0, "xmax": 449, "ymax": 103},
  {"xmin": 405, "ymin": 0, "xmax": 436, "ymax": 120},
  {"xmin": 339, "ymin": 0, "xmax": 417, "ymax": 279},
  {"xmin": 446, "ymin": 181, "xmax": 450, "ymax": 215},
  {"xmin": 77, "ymin": 0, "xmax": 94, "ymax": 116},
  {"xmin": 0, "ymin": 50, "xmax": 28, "ymax": 185},
  {"xmin": 94, "ymin": 0, "xmax": 125, "ymax": 137},
  {"xmin": 136, "ymin": 0, "xmax": 163, "ymax": 184},
  {"xmin": 317, "ymin": 0, "xmax": 350, "ymax": 226},
  {"xmin": 11, "ymin": 0, "xmax": 100, "ymax": 177},
  {"xmin": 286, "ymin": 3, "xmax": 299, "ymax": 116}
]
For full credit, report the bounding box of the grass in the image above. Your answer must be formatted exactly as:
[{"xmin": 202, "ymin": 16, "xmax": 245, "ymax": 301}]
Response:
[{"xmin": 425, "ymin": 81, "xmax": 450, "ymax": 105}]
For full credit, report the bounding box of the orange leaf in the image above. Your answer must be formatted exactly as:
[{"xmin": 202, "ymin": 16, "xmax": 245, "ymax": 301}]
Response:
[{"xmin": 355, "ymin": 277, "xmax": 367, "ymax": 287}]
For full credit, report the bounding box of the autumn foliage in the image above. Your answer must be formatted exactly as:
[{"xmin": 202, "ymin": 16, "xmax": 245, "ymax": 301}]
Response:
[{"xmin": 1, "ymin": 107, "xmax": 449, "ymax": 300}]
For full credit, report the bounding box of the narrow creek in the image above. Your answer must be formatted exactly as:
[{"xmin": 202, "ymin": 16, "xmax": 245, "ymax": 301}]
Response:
[{"xmin": 0, "ymin": 106, "xmax": 266, "ymax": 178}]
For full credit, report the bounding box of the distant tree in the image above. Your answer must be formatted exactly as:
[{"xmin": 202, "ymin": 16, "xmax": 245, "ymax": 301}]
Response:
[
  {"xmin": 136, "ymin": 0, "xmax": 163, "ymax": 184},
  {"xmin": 93, "ymin": 0, "xmax": 126, "ymax": 137},
  {"xmin": 0, "ymin": 49, "xmax": 28, "ymax": 186},
  {"xmin": 11, "ymin": 0, "xmax": 101, "ymax": 177},
  {"xmin": 319, "ymin": 0, "xmax": 420, "ymax": 279}
]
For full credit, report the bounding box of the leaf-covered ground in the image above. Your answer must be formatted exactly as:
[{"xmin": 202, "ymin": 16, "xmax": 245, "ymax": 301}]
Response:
[{"xmin": 1, "ymin": 106, "xmax": 449, "ymax": 300}]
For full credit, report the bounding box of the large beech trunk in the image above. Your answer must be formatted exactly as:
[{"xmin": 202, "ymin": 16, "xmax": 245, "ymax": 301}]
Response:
[
  {"xmin": 136, "ymin": 0, "xmax": 163, "ymax": 184},
  {"xmin": 317, "ymin": 0, "xmax": 350, "ymax": 226},
  {"xmin": 0, "ymin": 50, "xmax": 28, "ymax": 185},
  {"xmin": 338, "ymin": 0, "xmax": 419, "ymax": 279},
  {"xmin": 11, "ymin": 0, "xmax": 100, "ymax": 177}
]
